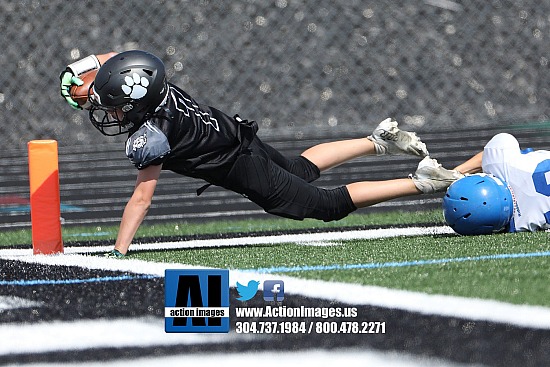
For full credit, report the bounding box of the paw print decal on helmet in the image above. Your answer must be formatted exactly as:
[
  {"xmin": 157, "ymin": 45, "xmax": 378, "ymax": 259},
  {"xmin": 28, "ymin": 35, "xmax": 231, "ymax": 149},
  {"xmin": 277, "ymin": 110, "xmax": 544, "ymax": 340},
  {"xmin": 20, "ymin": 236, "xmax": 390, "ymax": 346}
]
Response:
[{"xmin": 121, "ymin": 72, "xmax": 149, "ymax": 99}]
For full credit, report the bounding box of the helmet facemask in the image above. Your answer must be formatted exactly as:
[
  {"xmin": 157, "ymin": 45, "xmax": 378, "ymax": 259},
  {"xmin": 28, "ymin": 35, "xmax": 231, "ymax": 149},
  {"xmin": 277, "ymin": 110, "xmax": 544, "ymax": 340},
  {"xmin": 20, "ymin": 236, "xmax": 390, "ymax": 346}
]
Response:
[{"xmin": 88, "ymin": 84, "xmax": 136, "ymax": 136}]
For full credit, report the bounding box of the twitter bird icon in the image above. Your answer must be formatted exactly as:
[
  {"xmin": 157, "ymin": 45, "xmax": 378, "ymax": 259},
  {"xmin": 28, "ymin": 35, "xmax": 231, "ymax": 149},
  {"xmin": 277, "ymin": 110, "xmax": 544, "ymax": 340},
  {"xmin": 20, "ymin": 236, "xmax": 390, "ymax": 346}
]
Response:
[{"xmin": 236, "ymin": 280, "xmax": 260, "ymax": 301}]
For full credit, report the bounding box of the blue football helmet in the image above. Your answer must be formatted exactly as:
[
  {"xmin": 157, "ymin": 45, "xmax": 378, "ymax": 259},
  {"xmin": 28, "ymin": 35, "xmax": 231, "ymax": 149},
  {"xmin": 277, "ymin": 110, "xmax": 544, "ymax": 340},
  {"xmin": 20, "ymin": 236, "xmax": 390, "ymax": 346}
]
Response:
[{"xmin": 442, "ymin": 173, "xmax": 513, "ymax": 235}]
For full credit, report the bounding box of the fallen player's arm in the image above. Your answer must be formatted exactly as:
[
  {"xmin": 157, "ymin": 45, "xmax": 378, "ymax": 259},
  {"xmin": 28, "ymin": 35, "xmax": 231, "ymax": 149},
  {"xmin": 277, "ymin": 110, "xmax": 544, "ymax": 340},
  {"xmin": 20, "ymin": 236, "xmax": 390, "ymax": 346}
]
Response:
[{"xmin": 454, "ymin": 152, "xmax": 483, "ymax": 175}]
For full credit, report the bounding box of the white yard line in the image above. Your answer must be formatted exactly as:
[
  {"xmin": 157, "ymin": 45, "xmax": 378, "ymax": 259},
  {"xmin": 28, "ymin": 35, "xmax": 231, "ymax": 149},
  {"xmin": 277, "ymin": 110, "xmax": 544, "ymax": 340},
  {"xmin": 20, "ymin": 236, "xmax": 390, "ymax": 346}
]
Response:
[{"xmin": 0, "ymin": 226, "xmax": 454, "ymax": 257}]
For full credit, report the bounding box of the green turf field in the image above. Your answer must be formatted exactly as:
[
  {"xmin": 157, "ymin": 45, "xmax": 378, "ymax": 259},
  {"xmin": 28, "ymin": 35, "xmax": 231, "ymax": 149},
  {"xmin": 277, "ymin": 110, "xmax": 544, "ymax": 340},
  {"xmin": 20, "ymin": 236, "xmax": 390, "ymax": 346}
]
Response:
[
  {"xmin": 2, "ymin": 209, "xmax": 549, "ymax": 307},
  {"xmin": 131, "ymin": 230, "xmax": 550, "ymax": 307},
  {"xmin": 0, "ymin": 210, "xmax": 445, "ymax": 246}
]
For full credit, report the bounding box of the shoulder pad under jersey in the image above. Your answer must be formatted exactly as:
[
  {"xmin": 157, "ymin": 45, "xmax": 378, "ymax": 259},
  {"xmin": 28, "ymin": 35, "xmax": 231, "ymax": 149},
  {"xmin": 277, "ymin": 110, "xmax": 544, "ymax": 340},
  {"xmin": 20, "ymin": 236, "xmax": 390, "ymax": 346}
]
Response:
[{"xmin": 125, "ymin": 121, "xmax": 171, "ymax": 169}]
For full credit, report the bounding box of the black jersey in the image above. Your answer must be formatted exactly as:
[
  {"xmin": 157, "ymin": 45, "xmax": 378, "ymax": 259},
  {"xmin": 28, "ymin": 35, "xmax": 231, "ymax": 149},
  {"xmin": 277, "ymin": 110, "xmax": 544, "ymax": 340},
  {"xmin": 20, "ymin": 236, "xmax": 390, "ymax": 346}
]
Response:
[
  {"xmin": 125, "ymin": 83, "xmax": 257, "ymax": 185},
  {"xmin": 123, "ymin": 83, "xmax": 356, "ymax": 222}
]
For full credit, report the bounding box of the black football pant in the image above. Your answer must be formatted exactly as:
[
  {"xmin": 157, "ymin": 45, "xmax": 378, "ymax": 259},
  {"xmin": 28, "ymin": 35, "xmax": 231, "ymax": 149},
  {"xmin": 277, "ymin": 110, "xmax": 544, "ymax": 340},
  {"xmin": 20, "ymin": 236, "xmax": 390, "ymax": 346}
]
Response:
[{"xmin": 222, "ymin": 137, "xmax": 357, "ymax": 221}]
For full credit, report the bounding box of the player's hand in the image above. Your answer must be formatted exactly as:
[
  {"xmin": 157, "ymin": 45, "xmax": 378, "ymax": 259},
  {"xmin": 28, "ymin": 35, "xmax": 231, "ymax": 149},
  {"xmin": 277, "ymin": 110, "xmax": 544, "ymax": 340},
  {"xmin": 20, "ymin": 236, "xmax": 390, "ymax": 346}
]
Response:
[{"xmin": 60, "ymin": 70, "xmax": 84, "ymax": 110}]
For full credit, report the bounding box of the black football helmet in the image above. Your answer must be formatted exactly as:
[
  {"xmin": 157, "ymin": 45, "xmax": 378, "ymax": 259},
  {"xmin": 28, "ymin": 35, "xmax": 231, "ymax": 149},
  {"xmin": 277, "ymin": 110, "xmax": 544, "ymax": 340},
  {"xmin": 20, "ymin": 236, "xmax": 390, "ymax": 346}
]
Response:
[{"xmin": 89, "ymin": 50, "xmax": 168, "ymax": 136}]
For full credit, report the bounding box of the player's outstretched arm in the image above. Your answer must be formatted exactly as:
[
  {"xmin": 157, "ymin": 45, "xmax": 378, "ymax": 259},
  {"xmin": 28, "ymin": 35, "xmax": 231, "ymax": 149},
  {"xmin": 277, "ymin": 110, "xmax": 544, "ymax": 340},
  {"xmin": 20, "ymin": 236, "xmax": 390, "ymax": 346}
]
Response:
[
  {"xmin": 113, "ymin": 164, "xmax": 163, "ymax": 256},
  {"xmin": 454, "ymin": 152, "xmax": 483, "ymax": 174}
]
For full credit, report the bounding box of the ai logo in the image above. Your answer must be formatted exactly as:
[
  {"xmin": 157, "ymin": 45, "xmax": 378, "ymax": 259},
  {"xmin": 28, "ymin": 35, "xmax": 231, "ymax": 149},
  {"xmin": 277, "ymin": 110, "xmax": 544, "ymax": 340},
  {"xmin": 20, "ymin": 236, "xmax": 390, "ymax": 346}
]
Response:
[
  {"xmin": 165, "ymin": 269, "xmax": 230, "ymax": 333},
  {"xmin": 263, "ymin": 280, "xmax": 285, "ymax": 302}
]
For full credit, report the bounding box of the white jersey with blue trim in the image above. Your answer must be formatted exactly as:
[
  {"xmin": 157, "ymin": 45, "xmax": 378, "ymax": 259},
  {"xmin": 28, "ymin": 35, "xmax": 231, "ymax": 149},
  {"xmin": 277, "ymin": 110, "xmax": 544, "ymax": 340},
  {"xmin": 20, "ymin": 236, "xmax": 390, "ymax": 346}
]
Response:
[{"xmin": 482, "ymin": 133, "xmax": 550, "ymax": 232}]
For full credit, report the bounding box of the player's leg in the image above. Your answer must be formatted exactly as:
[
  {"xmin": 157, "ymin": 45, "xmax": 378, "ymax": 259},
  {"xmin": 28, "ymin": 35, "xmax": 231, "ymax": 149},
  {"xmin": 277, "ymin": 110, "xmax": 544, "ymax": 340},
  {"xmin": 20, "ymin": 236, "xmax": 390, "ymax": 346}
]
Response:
[
  {"xmin": 301, "ymin": 118, "xmax": 429, "ymax": 172},
  {"xmin": 300, "ymin": 137, "xmax": 377, "ymax": 171},
  {"xmin": 249, "ymin": 138, "xmax": 321, "ymax": 182},
  {"xmin": 222, "ymin": 151, "xmax": 355, "ymax": 221},
  {"xmin": 346, "ymin": 178, "xmax": 420, "ymax": 207},
  {"xmin": 224, "ymin": 153, "xmax": 460, "ymax": 222},
  {"xmin": 348, "ymin": 156, "xmax": 463, "ymax": 207},
  {"xmin": 261, "ymin": 156, "xmax": 460, "ymax": 220}
]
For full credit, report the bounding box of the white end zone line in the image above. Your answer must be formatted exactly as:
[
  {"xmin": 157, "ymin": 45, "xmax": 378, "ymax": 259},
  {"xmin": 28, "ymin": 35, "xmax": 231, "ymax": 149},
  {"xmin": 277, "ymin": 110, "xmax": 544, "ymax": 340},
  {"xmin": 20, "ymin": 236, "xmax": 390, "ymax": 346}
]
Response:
[
  {"xmin": 2, "ymin": 225, "xmax": 550, "ymax": 330},
  {"xmin": 0, "ymin": 226, "xmax": 454, "ymax": 256}
]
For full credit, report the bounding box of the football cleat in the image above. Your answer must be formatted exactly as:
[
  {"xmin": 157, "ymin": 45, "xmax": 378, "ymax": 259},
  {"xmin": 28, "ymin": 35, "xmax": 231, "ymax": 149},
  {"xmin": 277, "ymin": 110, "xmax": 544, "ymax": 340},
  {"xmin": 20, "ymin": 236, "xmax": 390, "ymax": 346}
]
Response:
[
  {"xmin": 411, "ymin": 156, "xmax": 464, "ymax": 194},
  {"xmin": 367, "ymin": 118, "xmax": 429, "ymax": 157}
]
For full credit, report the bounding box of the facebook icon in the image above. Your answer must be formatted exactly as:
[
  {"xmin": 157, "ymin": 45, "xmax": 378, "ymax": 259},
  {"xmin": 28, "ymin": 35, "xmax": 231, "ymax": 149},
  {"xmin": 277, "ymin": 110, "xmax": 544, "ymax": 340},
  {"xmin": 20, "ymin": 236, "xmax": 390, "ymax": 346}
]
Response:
[{"xmin": 263, "ymin": 280, "xmax": 284, "ymax": 302}]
